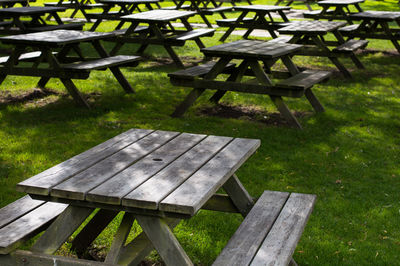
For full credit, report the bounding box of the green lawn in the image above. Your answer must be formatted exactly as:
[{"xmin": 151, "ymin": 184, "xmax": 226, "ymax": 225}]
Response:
[{"xmin": 1, "ymin": 0, "xmax": 400, "ymax": 265}]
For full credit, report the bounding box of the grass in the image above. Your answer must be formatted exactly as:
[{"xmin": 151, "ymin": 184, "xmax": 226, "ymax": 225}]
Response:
[{"xmin": 1, "ymin": 0, "xmax": 400, "ymax": 265}]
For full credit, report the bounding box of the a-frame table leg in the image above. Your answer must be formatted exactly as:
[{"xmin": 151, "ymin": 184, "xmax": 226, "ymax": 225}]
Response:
[{"xmin": 222, "ymin": 174, "xmax": 254, "ymax": 217}]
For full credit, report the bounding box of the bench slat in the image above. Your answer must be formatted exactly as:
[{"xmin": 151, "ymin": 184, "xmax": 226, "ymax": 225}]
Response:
[
  {"xmin": 62, "ymin": 55, "xmax": 141, "ymax": 70},
  {"xmin": 168, "ymin": 61, "xmax": 236, "ymax": 80},
  {"xmin": 0, "ymin": 195, "xmax": 44, "ymax": 229},
  {"xmin": 250, "ymin": 193, "xmax": 316, "ymax": 266},
  {"xmin": 212, "ymin": 191, "xmax": 290, "ymax": 266},
  {"xmin": 0, "ymin": 201, "xmax": 68, "ymax": 254},
  {"xmin": 171, "ymin": 29, "xmax": 215, "ymax": 41},
  {"xmin": 333, "ymin": 39, "xmax": 368, "ymax": 52},
  {"xmin": 339, "ymin": 24, "xmax": 360, "ymax": 32},
  {"xmin": 276, "ymin": 70, "xmax": 332, "ymax": 90},
  {"xmin": 0, "ymin": 51, "xmax": 47, "ymax": 65}
]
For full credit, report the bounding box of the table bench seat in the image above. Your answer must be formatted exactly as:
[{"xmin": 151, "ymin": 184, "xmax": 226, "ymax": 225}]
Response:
[
  {"xmin": 268, "ymin": 35, "xmax": 292, "ymax": 43},
  {"xmin": 333, "ymin": 39, "xmax": 368, "ymax": 52},
  {"xmin": 216, "ymin": 17, "xmax": 254, "ymax": 26},
  {"xmin": 213, "ymin": 190, "xmax": 316, "ymax": 266},
  {"xmin": 45, "ymin": 2, "xmax": 106, "ymax": 8},
  {"xmin": 171, "ymin": 28, "xmax": 215, "ymax": 41},
  {"xmin": 28, "ymin": 22, "xmax": 84, "ymax": 32},
  {"xmin": 303, "ymin": 9, "xmax": 334, "ymax": 19},
  {"xmin": 112, "ymin": 25, "xmax": 149, "ymax": 35},
  {"xmin": 0, "ymin": 195, "xmax": 67, "ymax": 255},
  {"xmin": 86, "ymin": 11, "xmax": 122, "ymax": 20},
  {"xmin": 0, "ymin": 51, "xmax": 57, "ymax": 64},
  {"xmin": 276, "ymin": 70, "xmax": 331, "ymax": 90},
  {"xmin": 168, "ymin": 61, "xmax": 236, "ymax": 80},
  {"xmin": 338, "ymin": 24, "xmax": 360, "ymax": 33},
  {"xmin": 202, "ymin": 6, "xmax": 232, "ymax": 15},
  {"xmin": 162, "ymin": 4, "xmax": 191, "ymax": 10},
  {"xmin": 62, "ymin": 55, "xmax": 141, "ymax": 70}
]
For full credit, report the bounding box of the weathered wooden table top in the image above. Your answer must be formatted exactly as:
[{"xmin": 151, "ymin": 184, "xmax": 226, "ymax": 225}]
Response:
[
  {"xmin": 17, "ymin": 129, "xmax": 260, "ymax": 216},
  {"xmin": 278, "ymin": 20, "xmax": 347, "ymax": 34},
  {"xmin": 234, "ymin": 4, "xmax": 291, "ymax": 12},
  {"xmin": 201, "ymin": 40, "xmax": 302, "ymax": 59},
  {"xmin": 350, "ymin": 11, "xmax": 400, "ymax": 21},
  {"xmin": 0, "ymin": 6, "xmax": 66, "ymax": 15},
  {"xmin": 317, "ymin": 0, "xmax": 364, "ymax": 6},
  {"xmin": 121, "ymin": 9, "xmax": 196, "ymax": 22},
  {"xmin": 0, "ymin": 29, "xmax": 115, "ymax": 46}
]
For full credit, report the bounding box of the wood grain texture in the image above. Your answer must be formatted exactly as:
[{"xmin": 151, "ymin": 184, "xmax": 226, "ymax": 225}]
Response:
[
  {"xmin": 86, "ymin": 133, "xmax": 206, "ymax": 205},
  {"xmin": 122, "ymin": 135, "xmax": 233, "ymax": 209},
  {"xmin": 250, "ymin": 193, "xmax": 316, "ymax": 266},
  {"xmin": 212, "ymin": 191, "xmax": 289, "ymax": 266},
  {"xmin": 160, "ymin": 138, "xmax": 260, "ymax": 215},
  {"xmin": 50, "ymin": 130, "xmax": 179, "ymax": 200},
  {"xmin": 17, "ymin": 128, "xmax": 153, "ymax": 195},
  {"xmin": 0, "ymin": 195, "xmax": 44, "ymax": 229},
  {"xmin": 0, "ymin": 202, "xmax": 68, "ymax": 254}
]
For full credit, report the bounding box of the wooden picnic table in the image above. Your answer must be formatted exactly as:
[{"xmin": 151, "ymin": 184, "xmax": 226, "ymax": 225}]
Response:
[
  {"xmin": 110, "ymin": 9, "xmax": 215, "ymax": 68},
  {"xmin": 169, "ymin": 40, "xmax": 332, "ymax": 129},
  {"xmin": 277, "ymin": 20, "xmax": 368, "ymax": 78},
  {"xmin": 304, "ymin": 0, "xmax": 364, "ymax": 23},
  {"xmin": 0, "ymin": 29, "xmax": 141, "ymax": 108},
  {"xmin": 16, "ymin": 128, "xmax": 261, "ymax": 265},
  {"xmin": 88, "ymin": 0, "xmax": 161, "ymax": 31},
  {"xmin": 0, "ymin": 0, "xmax": 34, "ymax": 8},
  {"xmin": 275, "ymin": 0, "xmax": 314, "ymax": 11},
  {"xmin": 44, "ymin": 0, "xmax": 107, "ymax": 22},
  {"xmin": 166, "ymin": 0, "xmax": 233, "ymax": 28},
  {"xmin": 0, "ymin": 6, "xmax": 83, "ymax": 34},
  {"xmin": 340, "ymin": 11, "xmax": 400, "ymax": 53},
  {"xmin": 216, "ymin": 5, "xmax": 291, "ymax": 42}
]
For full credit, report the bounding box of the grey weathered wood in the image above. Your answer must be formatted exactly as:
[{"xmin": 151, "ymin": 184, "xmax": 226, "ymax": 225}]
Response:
[
  {"xmin": 118, "ymin": 218, "xmax": 180, "ymax": 266},
  {"xmin": 276, "ymin": 70, "xmax": 332, "ymax": 90},
  {"xmin": 333, "ymin": 39, "xmax": 368, "ymax": 52},
  {"xmin": 17, "ymin": 129, "xmax": 153, "ymax": 195},
  {"xmin": 50, "ymin": 130, "xmax": 179, "ymax": 200},
  {"xmin": 136, "ymin": 215, "xmax": 193, "ymax": 266},
  {"xmin": 72, "ymin": 209, "xmax": 119, "ymax": 257},
  {"xmin": 11, "ymin": 250, "xmax": 115, "ymax": 265},
  {"xmin": 201, "ymin": 194, "xmax": 239, "ymax": 213},
  {"xmin": 62, "ymin": 55, "xmax": 141, "ymax": 70},
  {"xmin": 0, "ymin": 202, "xmax": 68, "ymax": 255},
  {"xmin": 31, "ymin": 205, "xmax": 94, "ymax": 255},
  {"xmin": 122, "ymin": 135, "xmax": 233, "ymax": 209},
  {"xmin": 222, "ymin": 174, "xmax": 254, "ymax": 216},
  {"xmin": 172, "ymin": 29, "xmax": 215, "ymax": 41},
  {"xmin": 212, "ymin": 191, "xmax": 289, "ymax": 266},
  {"xmin": 86, "ymin": 133, "xmax": 206, "ymax": 205},
  {"xmin": 105, "ymin": 212, "xmax": 135, "ymax": 264},
  {"xmin": 160, "ymin": 138, "xmax": 260, "ymax": 215},
  {"xmin": 0, "ymin": 195, "xmax": 44, "ymax": 229},
  {"xmin": 250, "ymin": 193, "xmax": 316, "ymax": 266},
  {"xmin": 168, "ymin": 61, "xmax": 236, "ymax": 80}
]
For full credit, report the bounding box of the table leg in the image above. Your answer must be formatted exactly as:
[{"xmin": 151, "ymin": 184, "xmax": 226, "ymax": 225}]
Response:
[
  {"xmin": 381, "ymin": 21, "xmax": 400, "ymax": 53},
  {"xmin": 31, "ymin": 205, "xmax": 95, "ymax": 254},
  {"xmin": 71, "ymin": 209, "xmax": 119, "ymax": 257},
  {"xmin": 270, "ymin": 95, "xmax": 302, "ymax": 129},
  {"xmin": 220, "ymin": 11, "xmax": 248, "ymax": 41},
  {"xmin": 305, "ymin": 88, "xmax": 325, "ymax": 113},
  {"xmin": 222, "ymin": 174, "xmax": 254, "ymax": 217},
  {"xmin": 61, "ymin": 78, "xmax": 91, "ymax": 108},
  {"xmin": 136, "ymin": 215, "xmax": 193, "ymax": 266}
]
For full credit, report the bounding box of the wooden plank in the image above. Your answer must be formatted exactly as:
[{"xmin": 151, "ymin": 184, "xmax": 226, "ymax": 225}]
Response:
[
  {"xmin": 168, "ymin": 61, "xmax": 235, "ymax": 80},
  {"xmin": 0, "ymin": 202, "xmax": 68, "ymax": 255},
  {"xmin": 62, "ymin": 55, "xmax": 141, "ymax": 70},
  {"xmin": 172, "ymin": 29, "xmax": 215, "ymax": 41},
  {"xmin": 0, "ymin": 195, "xmax": 44, "ymax": 229},
  {"xmin": 17, "ymin": 129, "xmax": 153, "ymax": 195},
  {"xmin": 160, "ymin": 138, "xmax": 260, "ymax": 216},
  {"xmin": 136, "ymin": 215, "xmax": 193, "ymax": 266},
  {"xmin": 250, "ymin": 193, "xmax": 316, "ymax": 266},
  {"xmin": 86, "ymin": 133, "xmax": 206, "ymax": 205},
  {"xmin": 122, "ymin": 135, "xmax": 233, "ymax": 210},
  {"xmin": 31, "ymin": 205, "xmax": 94, "ymax": 255},
  {"xmin": 50, "ymin": 130, "xmax": 180, "ymax": 200},
  {"xmin": 212, "ymin": 191, "xmax": 289, "ymax": 266},
  {"xmin": 333, "ymin": 39, "xmax": 368, "ymax": 52},
  {"xmin": 276, "ymin": 70, "xmax": 332, "ymax": 90}
]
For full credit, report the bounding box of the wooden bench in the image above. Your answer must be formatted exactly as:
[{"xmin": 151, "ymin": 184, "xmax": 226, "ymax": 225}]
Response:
[
  {"xmin": 338, "ymin": 24, "xmax": 360, "ymax": 34},
  {"xmin": 333, "ymin": 39, "xmax": 368, "ymax": 52},
  {"xmin": 171, "ymin": 28, "xmax": 215, "ymax": 41},
  {"xmin": 202, "ymin": 6, "xmax": 232, "ymax": 15},
  {"xmin": 267, "ymin": 35, "xmax": 292, "ymax": 44},
  {"xmin": 213, "ymin": 190, "xmax": 316, "ymax": 266},
  {"xmin": 45, "ymin": 1, "xmax": 105, "ymax": 8},
  {"xmin": 62, "ymin": 55, "xmax": 142, "ymax": 70},
  {"xmin": 276, "ymin": 70, "xmax": 332, "ymax": 90},
  {"xmin": 0, "ymin": 195, "xmax": 68, "ymax": 255},
  {"xmin": 28, "ymin": 22, "xmax": 84, "ymax": 32},
  {"xmin": 168, "ymin": 61, "xmax": 236, "ymax": 80},
  {"xmin": 216, "ymin": 17, "xmax": 254, "ymax": 27}
]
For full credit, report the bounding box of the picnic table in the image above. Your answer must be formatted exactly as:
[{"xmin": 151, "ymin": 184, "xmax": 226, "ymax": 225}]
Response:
[
  {"xmin": 169, "ymin": 40, "xmax": 332, "ymax": 129},
  {"xmin": 277, "ymin": 20, "xmax": 368, "ymax": 78},
  {"xmin": 0, "ymin": 6, "xmax": 83, "ymax": 34},
  {"xmin": 44, "ymin": 0, "xmax": 107, "ymax": 21},
  {"xmin": 88, "ymin": 0, "xmax": 161, "ymax": 31},
  {"xmin": 275, "ymin": 0, "xmax": 314, "ymax": 11},
  {"xmin": 165, "ymin": 0, "xmax": 233, "ymax": 28},
  {"xmin": 110, "ymin": 9, "xmax": 215, "ymax": 68},
  {"xmin": 304, "ymin": 0, "xmax": 364, "ymax": 23},
  {"xmin": 0, "ymin": 30, "xmax": 141, "ymax": 108},
  {"xmin": 216, "ymin": 5, "xmax": 290, "ymax": 42},
  {"xmin": 2, "ymin": 128, "xmax": 316, "ymax": 265},
  {"xmin": 339, "ymin": 11, "xmax": 400, "ymax": 53}
]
